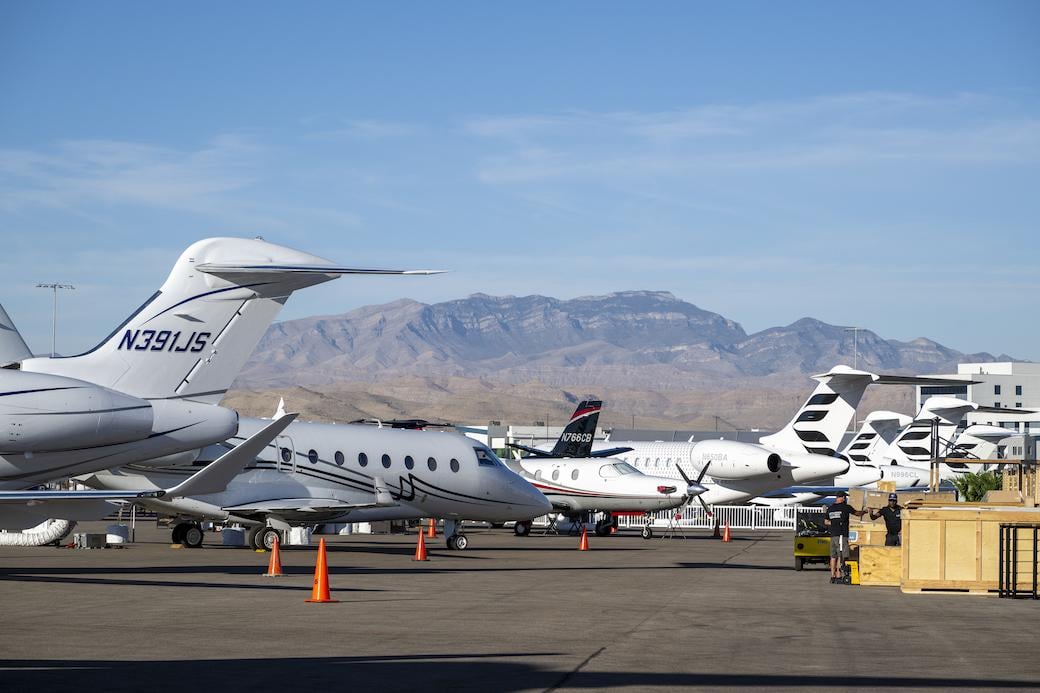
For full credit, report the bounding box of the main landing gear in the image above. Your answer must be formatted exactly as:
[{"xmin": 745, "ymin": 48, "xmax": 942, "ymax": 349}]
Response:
[
  {"xmin": 171, "ymin": 521, "xmax": 204, "ymax": 548},
  {"xmin": 246, "ymin": 526, "xmax": 282, "ymax": 550}
]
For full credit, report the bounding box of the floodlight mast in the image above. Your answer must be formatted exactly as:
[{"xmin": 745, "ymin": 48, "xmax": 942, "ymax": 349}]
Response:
[{"xmin": 35, "ymin": 282, "xmax": 75, "ymax": 357}]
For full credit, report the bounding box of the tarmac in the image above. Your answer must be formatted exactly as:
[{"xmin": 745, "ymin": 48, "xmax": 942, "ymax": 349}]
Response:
[{"xmin": 1, "ymin": 523, "xmax": 1038, "ymax": 693}]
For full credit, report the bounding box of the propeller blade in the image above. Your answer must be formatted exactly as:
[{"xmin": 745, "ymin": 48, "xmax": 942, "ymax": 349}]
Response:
[
  {"xmin": 675, "ymin": 463, "xmax": 694, "ymax": 486},
  {"xmin": 698, "ymin": 496, "xmax": 713, "ymax": 517},
  {"xmin": 696, "ymin": 461, "xmax": 711, "ymax": 484}
]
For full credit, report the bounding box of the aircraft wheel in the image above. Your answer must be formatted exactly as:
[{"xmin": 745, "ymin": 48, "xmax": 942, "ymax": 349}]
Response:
[
  {"xmin": 794, "ymin": 556, "xmax": 804, "ymax": 571},
  {"xmin": 453, "ymin": 534, "xmax": 469, "ymax": 550},
  {"xmin": 171, "ymin": 522, "xmax": 191, "ymax": 544},
  {"xmin": 446, "ymin": 535, "xmax": 457, "ymax": 550},
  {"xmin": 595, "ymin": 522, "xmax": 612, "ymax": 537},
  {"xmin": 513, "ymin": 521, "xmax": 531, "ymax": 537},
  {"xmin": 259, "ymin": 528, "xmax": 281, "ymax": 551},
  {"xmin": 247, "ymin": 526, "xmax": 263, "ymax": 549},
  {"xmin": 182, "ymin": 524, "xmax": 204, "ymax": 548},
  {"xmin": 641, "ymin": 527, "xmax": 653, "ymax": 540}
]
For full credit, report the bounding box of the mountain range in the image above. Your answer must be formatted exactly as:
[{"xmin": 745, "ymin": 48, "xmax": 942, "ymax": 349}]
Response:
[
  {"xmin": 235, "ymin": 291, "xmax": 1009, "ymax": 389},
  {"xmin": 224, "ymin": 292, "xmax": 1014, "ymax": 430}
]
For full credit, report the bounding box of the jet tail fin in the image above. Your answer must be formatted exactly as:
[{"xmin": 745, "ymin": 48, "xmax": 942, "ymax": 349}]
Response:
[
  {"xmin": 549, "ymin": 400, "xmax": 602, "ymax": 457},
  {"xmin": 20, "ymin": 238, "xmax": 442, "ymax": 404},
  {"xmin": 0, "ymin": 304, "xmax": 32, "ymax": 366}
]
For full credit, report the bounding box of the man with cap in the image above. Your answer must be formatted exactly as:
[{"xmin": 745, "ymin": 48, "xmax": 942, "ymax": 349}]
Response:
[
  {"xmin": 870, "ymin": 493, "xmax": 904, "ymax": 547},
  {"xmin": 824, "ymin": 491, "xmax": 868, "ymax": 584}
]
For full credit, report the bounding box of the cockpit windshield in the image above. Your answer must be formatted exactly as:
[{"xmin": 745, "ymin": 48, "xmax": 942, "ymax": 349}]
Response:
[
  {"xmin": 473, "ymin": 445, "xmax": 501, "ymax": 467},
  {"xmin": 613, "ymin": 462, "xmax": 639, "ymax": 475}
]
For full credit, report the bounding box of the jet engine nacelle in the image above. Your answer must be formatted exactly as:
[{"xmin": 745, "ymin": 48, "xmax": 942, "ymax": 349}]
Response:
[
  {"xmin": 0, "ymin": 371, "xmax": 154, "ymax": 453},
  {"xmin": 691, "ymin": 439, "xmax": 783, "ymax": 480}
]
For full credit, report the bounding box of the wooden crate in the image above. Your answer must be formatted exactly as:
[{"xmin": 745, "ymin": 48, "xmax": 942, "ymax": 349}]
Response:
[
  {"xmin": 901, "ymin": 505, "xmax": 1040, "ymax": 594},
  {"xmin": 859, "ymin": 546, "xmax": 901, "ymax": 586}
]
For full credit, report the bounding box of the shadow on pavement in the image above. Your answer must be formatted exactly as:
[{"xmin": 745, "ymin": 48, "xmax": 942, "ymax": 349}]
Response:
[{"xmin": 0, "ymin": 654, "xmax": 1035, "ymax": 692}]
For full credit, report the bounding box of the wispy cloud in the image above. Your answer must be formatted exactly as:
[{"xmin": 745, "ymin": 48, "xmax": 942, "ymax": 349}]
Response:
[
  {"xmin": 0, "ymin": 134, "xmax": 263, "ymax": 215},
  {"xmin": 306, "ymin": 119, "xmax": 424, "ymax": 140},
  {"xmin": 466, "ymin": 93, "xmax": 1040, "ymax": 183}
]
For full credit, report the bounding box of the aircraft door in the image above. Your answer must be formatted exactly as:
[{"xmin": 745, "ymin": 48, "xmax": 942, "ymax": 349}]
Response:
[{"xmin": 276, "ymin": 435, "xmax": 296, "ymax": 473}]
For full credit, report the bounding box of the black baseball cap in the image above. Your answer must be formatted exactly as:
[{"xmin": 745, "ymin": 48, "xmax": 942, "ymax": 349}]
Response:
[
  {"xmin": 888, "ymin": 493, "xmax": 898, "ymax": 501},
  {"xmin": 836, "ymin": 491, "xmax": 847, "ymax": 498}
]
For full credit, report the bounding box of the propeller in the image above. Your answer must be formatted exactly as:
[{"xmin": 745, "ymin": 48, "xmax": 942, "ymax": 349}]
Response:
[{"xmin": 676, "ymin": 461, "xmax": 712, "ymax": 517}]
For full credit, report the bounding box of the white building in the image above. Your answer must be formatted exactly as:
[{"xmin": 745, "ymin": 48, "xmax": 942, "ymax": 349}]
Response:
[{"xmin": 916, "ymin": 362, "xmax": 1040, "ymax": 434}]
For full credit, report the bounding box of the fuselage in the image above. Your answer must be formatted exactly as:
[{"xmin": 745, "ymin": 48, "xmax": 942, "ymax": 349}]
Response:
[
  {"xmin": 506, "ymin": 457, "xmax": 694, "ymax": 515},
  {"xmin": 85, "ymin": 417, "xmax": 551, "ymax": 524},
  {"xmin": 589, "ymin": 441, "xmax": 848, "ymax": 505}
]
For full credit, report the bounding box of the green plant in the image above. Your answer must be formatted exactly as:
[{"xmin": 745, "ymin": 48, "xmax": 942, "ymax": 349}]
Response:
[{"xmin": 951, "ymin": 470, "xmax": 1003, "ymax": 502}]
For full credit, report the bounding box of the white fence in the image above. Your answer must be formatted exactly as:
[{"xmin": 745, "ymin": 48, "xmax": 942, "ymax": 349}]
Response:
[{"xmin": 525, "ymin": 504, "xmax": 824, "ymax": 531}]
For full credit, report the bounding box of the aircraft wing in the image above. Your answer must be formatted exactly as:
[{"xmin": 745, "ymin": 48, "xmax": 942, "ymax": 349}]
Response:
[
  {"xmin": 222, "ymin": 498, "xmax": 386, "ymax": 514},
  {"xmin": 165, "ymin": 413, "xmax": 297, "ymax": 498},
  {"xmin": 222, "ymin": 476, "xmax": 397, "ymax": 514},
  {"xmin": 507, "ymin": 442, "xmax": 555, "ymax": 458}
]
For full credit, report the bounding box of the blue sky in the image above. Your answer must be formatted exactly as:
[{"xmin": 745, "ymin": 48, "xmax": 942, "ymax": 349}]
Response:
[{"xmin": 1, "ymin": 2, "xmax": 1038, "ymax": 360}]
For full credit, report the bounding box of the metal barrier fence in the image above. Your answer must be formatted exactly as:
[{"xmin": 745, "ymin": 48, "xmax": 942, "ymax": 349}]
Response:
[
  {"xmin": 533, "ymin": 504, "xmax": 824, "ymax": 531},
  {"xmin": 999, "ymin": 524, "xmax": 1040, "ymax": 600}
]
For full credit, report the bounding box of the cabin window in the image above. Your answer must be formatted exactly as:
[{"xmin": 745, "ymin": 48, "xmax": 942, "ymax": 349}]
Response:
[
  {"xmin": 551, "ymin": 469, "xmax": 560, "ymax": 481},
  {"xmin": 427, "ymin": 457, "xmax": 437, "ymax": 471},
  {"xmin": 280, "ymin": 447, "xmax": 292, "ymax": 463},
  {"xmin": 449, "ymin": 458, "xmax": 460, "ymax": 473},
  {"xmin": 571, "ymin": 469, "xmax": 579, "ymax": 481},
  {"xmin": 405, "ymin": 455, "xmax": 414, "ymax": 470},
  {"xmin": 358, "ymin": 452, "xmax": 368, "ymax": 467},
  {"xmin": 381, "ymin": 454, "xmax": 391, "ymax": 469},
  {"xmin": 534, "ymin": 469, "xmax": 543, "ymax": 480},
  {"xmin": 334, "ymin": 451, "xmax": 344, "ymax": 466},
  {"xmin": 308, "ymin": 449, "xmax": 319, "ymax": 464}
]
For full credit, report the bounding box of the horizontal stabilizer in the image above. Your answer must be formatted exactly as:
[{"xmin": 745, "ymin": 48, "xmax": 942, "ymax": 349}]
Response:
[
  {"xmin": 875, "ymin": 375, "xmax": 981, "ymax": 386},
  {"xmin": 588, "ymin": 446, "xmax": 634, "ymax": 458},
  {"xmin": 165, "ymin": 413, "xmax": 298, "ymax": 498},
  {"xmin": 0, "ymin": 488, "xmax": 163, "ymax": 503},
  {"xmin": 196, "ymin": 263, "xmax": 446, "ymax": 279}
]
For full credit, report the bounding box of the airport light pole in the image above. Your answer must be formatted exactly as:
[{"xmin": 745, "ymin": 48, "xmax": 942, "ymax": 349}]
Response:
[
  {"xmin": 36, "ymin": 282, "xmax": 75, "ymax": 357},
  {"xmin": 844, "ymin": 326, "xmax": 863, "ymax": 430}
]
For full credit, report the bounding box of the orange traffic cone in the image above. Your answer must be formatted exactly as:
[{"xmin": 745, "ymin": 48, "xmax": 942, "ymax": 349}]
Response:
[
  {"xmin": 263, "ymin": 534, "xmax": 284, "ymax": 577},
  {"xmin": 427, "ymin": 518, "xmax": 436, "ymax": 538},
  {"xmin": 578, "ymin": 526, "xmax": 589, "ymax": 551},
  {"xmin": 414, "ymin": 529, "xmax": 429, "ymax": 561},
  {"xmin": 722, "ymin": 522, "xmax": 732, "ymax": 543},
  {"xmin": 305, "ymin": 538, "xmax": 338, "ymax": 603}
]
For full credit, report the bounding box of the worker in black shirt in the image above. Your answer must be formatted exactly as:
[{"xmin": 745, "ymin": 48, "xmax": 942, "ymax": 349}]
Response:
[
  {"xmin": 870, "ymin": 493, "xmax": 903, "ymax": 546},
  {"xmin": 824, "ymin": 491, "xmax": 868, "ymax": 584}
]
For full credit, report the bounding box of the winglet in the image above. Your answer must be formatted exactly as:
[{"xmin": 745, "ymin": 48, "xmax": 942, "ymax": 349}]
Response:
[{"xmin": 165, "ymin": 413, "xmax": 298, "ymax": 498}]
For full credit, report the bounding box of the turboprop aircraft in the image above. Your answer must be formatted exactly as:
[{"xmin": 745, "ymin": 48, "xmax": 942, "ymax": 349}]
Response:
[
  {"xmin": 505, "ymin": 401, "xmax": 707, "ymax": 538},
  {"xmin": 81, "ymin": 415, "xmax": 552, "ymax": 550},
  {"xmin": 0, "ymin": 236, "xmax": 440, "ymax": 528},
  {"xmin": 591, "ymin": 366, "xmax": 968, "ymax": 505}
]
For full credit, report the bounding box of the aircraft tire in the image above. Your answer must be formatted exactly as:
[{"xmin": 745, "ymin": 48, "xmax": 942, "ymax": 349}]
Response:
[
  {"xmin": 641, "ymin": 527, "xmax": 653, "ymax": 540},
  {"xmin": 594, "ymin": 522, "xmax": 612, "ymax": 537},
  {"xmin": 171, "ymin": 522, "xmax": 191, "ymax": 544},
  {"xmin": 446, "ymin": 535, "xmax": 457, "ymax": 550},
  {"xmin": 513, "ymin": 521, "xmax": 531, "ymax": 537},
  {"xmin": 182, "ymin": 524, "xmax": 204, "ymax": 548},
  {"xmin": 453, "ymin": 534, "xmax": 468, "ymax": 550},
  {"xmin": 247, "ymin": 526, "xmax": 263, "ymax": 550},
  {"xmin": 259, "ymin": 528, "xmax": 280, "ymax": 551}
]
